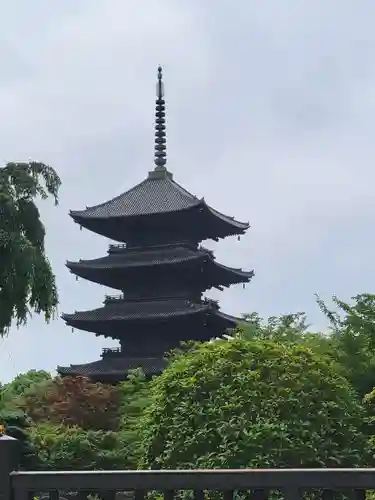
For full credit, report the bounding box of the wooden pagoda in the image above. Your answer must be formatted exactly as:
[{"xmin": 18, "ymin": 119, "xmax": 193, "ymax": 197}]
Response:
[{"xmin": 57, "ymin": 67, "xmax": 253, "ymax": 383}]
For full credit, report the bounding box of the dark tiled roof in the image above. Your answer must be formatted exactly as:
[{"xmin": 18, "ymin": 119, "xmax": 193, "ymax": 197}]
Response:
[
  {"xmin": 57, "ymin": 356, "xmax": 166, "ymax": 377},
  {"xmin": 70, "ymin": 170, "xmax": 201, "ymax": 219},
  {"xmin": 62, "ymin": 298, "xmax": 210, "ymax": 323},
  {"xmin": 67, "ymin": 244, "xmax": 207, "ymax": 270},
  {"xmin": 216, "ymin": 310, "xmax": 249, "ymax": 327},
  {"xmin": 205, "ymin": 205, "xmax": 249, "ymax": 230},
  {"xmin": 69, "ymin": 168, "xmax": 249, "ymax": 231},
  {"xmin": 66, "ymin": 244, "xmax": 253, "ymax": 284}
]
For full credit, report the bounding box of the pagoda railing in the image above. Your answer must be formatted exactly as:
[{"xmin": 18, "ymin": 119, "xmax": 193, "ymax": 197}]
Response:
[
  {"xmin": 108, "ymin": 242, "xmax": 206, "ymax": 253},
  {"xmin": 103, "ymin": 295, "xmax": 220, "ymax": 306},
  {"xmin": 108, "ymin": 243, "xmax": 127, "ymax": 252},
  {"xmin": 104, "ymin": 294, "xmax": 124, "ymax": 304},
  {"xmin": 104, "ymin": 294, "xmax": 210, "ymax": 304},
  {"xmin": 101, "ymin": 347, "xmax": 122, "ymax": 357}
]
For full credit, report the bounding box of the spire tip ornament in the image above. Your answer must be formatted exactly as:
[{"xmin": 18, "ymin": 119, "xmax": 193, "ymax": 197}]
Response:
[{"xmin": 154, "ymin": 66, "xmax": 167, "ymax": 170}]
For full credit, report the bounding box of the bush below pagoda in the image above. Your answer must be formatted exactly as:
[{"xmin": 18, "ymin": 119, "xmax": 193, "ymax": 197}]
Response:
[{"xmin": 138, "ymin": 338, "xmax": 369, "ymax": 469}]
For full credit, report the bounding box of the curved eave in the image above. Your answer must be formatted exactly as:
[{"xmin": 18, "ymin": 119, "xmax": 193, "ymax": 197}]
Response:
[
  {"xmin": 215, "ymin": 310, "xmax": 246, "ymax": 327},
  {"xmin": 61, "ymin": 305, "xmax": 209, "ymax": 326},
  {"xmin": 57, "ymin": 366, "xmax": 79, "ymax": 375},
  {"xmin": 65, "ymin": 252, "xmax": 204, "ymax": 272},
  {"xmin": 56, "ymin": 367, "xmax": 162, "ymax": 377},
  {"xmin": 62, "ymin": 303, "xmax": 241, "ymax": 334},
  {"xmin": 66, "ymin": 255, "xmax": 253, "ymax": 290},
  {"xmin": 58, "ymin": 359, "xmax": 164, "ymax": 371},
  {"xmin": 69, "ymin": 198, "xmax": 203, "ymax": 225},
  {"xmin": 57, "ymin": 356, "xmax": 166, "ymax": 371},
  {"xmin": 214, "ymin": 261, "xmax": 254, "ymax": 282},
  {"xmin": 70, "ymin": 199, "xmax": 249, "ymax": 240},
  {"xmin": 203, "ymin": 202, "xmax": 249, "ymax": 232},
  {"xmin": 66, "ymin": 254, "xmax": 252, "ymax": 276}
]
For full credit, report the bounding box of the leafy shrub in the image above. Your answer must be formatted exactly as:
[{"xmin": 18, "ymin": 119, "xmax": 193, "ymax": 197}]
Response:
[
  {"xmin": 139, "ymin": 339, "xmax": 368, "ymax": 469},
  {"xmin": 18, "ymin": 376, "xmax": 120, "ymax": 430},
  {"xmin": 30, "ymin": 422, "xmax": 127, "ymax": 470},
  {"xmin": 0, "ymin": 408, "xmax": 39, "ymax": 469},
  {"xmin": 117, "ymin": 368, "xmax": 152, "ymax": 468}
]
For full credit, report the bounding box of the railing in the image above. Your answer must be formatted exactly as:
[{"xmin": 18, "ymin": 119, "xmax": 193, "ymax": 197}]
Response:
[
  {"xmin": 1, "ymin": 438, "xmax": 373, "ymax": 500},
  {"xmin": 108, "ymin": 242, "xmax": 207, "ymax": 253},
  {"xmin": 101, "ymin": 347, "xmax": 122, "ymax": 357},
  {"xmin": 104, "ymin": 294, "xmax": 125, "ymax": 304},
  {"xmin": 8, "ymin": 469, "xmax": 373, "ymax": 500},
  {"xmin": 108, "ymin": 244, "xmax": 127, "ymax": 252}
]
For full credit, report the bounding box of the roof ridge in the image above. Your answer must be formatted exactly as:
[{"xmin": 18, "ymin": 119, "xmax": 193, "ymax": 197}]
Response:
[{"xmin": 167, "ymin": 175, "xmax": 201, "ymax": 202}]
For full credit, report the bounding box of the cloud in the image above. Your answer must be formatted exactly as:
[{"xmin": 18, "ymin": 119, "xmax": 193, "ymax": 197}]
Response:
[{"xmin": 1, "ymin": 1, "xmax": 375, "ymax": 381}]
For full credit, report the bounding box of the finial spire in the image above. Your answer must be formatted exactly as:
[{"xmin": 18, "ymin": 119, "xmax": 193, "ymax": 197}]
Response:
[{"xmin": 154, "ymin": 66, "xmax": 167, "ymax": 169}]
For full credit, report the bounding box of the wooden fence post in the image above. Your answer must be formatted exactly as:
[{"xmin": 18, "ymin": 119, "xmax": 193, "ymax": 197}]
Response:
[{"xmin": 0, "ymin": 433, "xmax": 20, "ymax": 500}]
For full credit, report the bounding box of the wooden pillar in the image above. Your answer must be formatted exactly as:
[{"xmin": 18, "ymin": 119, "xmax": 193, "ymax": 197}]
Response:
[{"xmin": 0, "ymin": 434, "xmax": 20, "ymax": 500}]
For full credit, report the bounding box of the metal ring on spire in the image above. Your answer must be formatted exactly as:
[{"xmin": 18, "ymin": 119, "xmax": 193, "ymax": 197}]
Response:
[{"xmin": 154, "ymin": 66, "xmax": 167, "ymax": 169}]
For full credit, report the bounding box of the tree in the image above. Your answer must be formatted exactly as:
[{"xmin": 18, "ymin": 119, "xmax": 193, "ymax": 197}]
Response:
[
  {"xmin": 317, "ymin": 293, "xmax": 375, "ymax": 397},
  {"xmin": 117, "ymin": 368, "xmax": 151, "ymax": 468},
  {"xmin": 239, "ymin": 302, "xmax": 375, "ymax": 398},
  {"xmin": 317, "ymin": 293, "xmax": 375, "ymax": 344},
  {"xmin": 238, "ymin": 311, "xmax": 335, "ymax": 357},
  {"xmin": 139, "ymin": 338, "xmax": 368, "ymax": 469},
  {"xmin": 28, "ymin": 371, "xmax": 152, "ymax": 471},
  {"xmin": 18, "ymin": 376, "xmax": 121, "ymax": 431},
  {"xmin": 0, "ymin": 369, "xmax": 52, "ymax": 415},
  {"xmin": 0, "ymin": 161, "xmax": 61, "ymax": 336},
  {"xmin": 360, "ymin": 389, "xmax": 375, "ymax": 467},
  {"xmin": 240, "ymin": 311, "xmax": 310, "ymax": 342},
  {"xmin": 30, "ymin": 423, "xmax": 127, "ymax": 470},
  {"xmin": 0, "ymin": 407, "xmax": 39, "ymax": 469},
  {"xmin": 2, "ymin": 369, "xmax": 51, "ymax": 397}
]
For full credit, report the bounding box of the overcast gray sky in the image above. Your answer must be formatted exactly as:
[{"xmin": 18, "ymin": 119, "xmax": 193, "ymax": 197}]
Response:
[{"xmin": 1, "ymin": 0, "xmax": 375, "ymax": 382}]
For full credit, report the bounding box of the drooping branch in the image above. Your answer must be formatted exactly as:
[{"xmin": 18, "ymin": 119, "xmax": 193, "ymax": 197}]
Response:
[{"xmin": 0, "ymin": 161, "xmax": 61, "ymax": 336}]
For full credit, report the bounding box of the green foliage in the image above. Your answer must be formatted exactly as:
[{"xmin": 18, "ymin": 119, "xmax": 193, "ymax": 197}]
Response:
[
  {"xmin": 2, "ymin": 369, "xmax": 51, "ymax": 397},
  {"xmin": 0, "ymin": 161, "xmax": 61, "ymax": 336},
  {"xmin": 30, "ymin": 422, "xmax": 127, "ymax": 470},
  {"xmin": 19, "ymin": 376, "xmax": 121, "ymax": 431},
  {"xmin": 0, "ymin": 370, "xmax": 52, "ymax": 469},
  {"xmin": 0, "ymin": 370, "xmax": 52, "ymax": 414},
  {"xmin": 240, "ymin": 297, "xmax": 375, "ymax": 399},
  {"xmin": 26, "ymin": 370, "xmax": 152, "ymax": 471},
  {"xmin": 0, "ymin": 369, "xmax": 152, "ymax": 471},
  {"xmin": 139, "ymin": 338, "xmax": 367, "ymax": 469},
  {"xmin": 3, "ymin": 297, "xmax": 375, "ymax": 472},
  {"xmin": 362, "ymin": 389, "xmax": 375, "ymax": 467},
  {"xmin": 117, "ymin": 368, "xmax": 152, "ymax": 468},
  {"xmin": 317, "ymin": 293, "xmax": 375, "ymax": 340},
  {"xmin": 240, "ymin": 312, "xmax": 310, "ymax": 341},
  {"xmin": 318, "ymin": 293, "xmax": 375, "ymax": 396},
  {"xmin": 0, "ymin": 407, "xmax": 39, "ymax": 469},
  {"xmin": 238, "ymin": 311, "xmax": 336, "ymax": 359}
]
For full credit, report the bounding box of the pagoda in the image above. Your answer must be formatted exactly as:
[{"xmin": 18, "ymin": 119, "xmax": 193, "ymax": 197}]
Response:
[{"xmin": 57, "ymin": 67, "xmax": 253, "ymax": 383}]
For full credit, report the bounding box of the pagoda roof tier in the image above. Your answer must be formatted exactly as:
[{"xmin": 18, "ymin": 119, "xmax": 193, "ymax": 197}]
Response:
[
  {"xmin": 57, "ymin": 355, "xmax": 167, "ymax": 380},
  {"xmin": 66, "ymin": 243, "xmax": 254, "ymax": 290},
  {"xmin": 62, "ymin": 298, "xmax": 241, "ymax": 338},
  {"xmin": 69, "ymin": 168, "xmax": 249, "ymax": 243}
]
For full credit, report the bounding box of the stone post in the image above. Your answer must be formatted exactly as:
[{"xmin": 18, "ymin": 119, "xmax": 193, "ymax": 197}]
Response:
[{"xmin": 0, "ymin": 433, "xmax": 20, "ymax": 500}]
